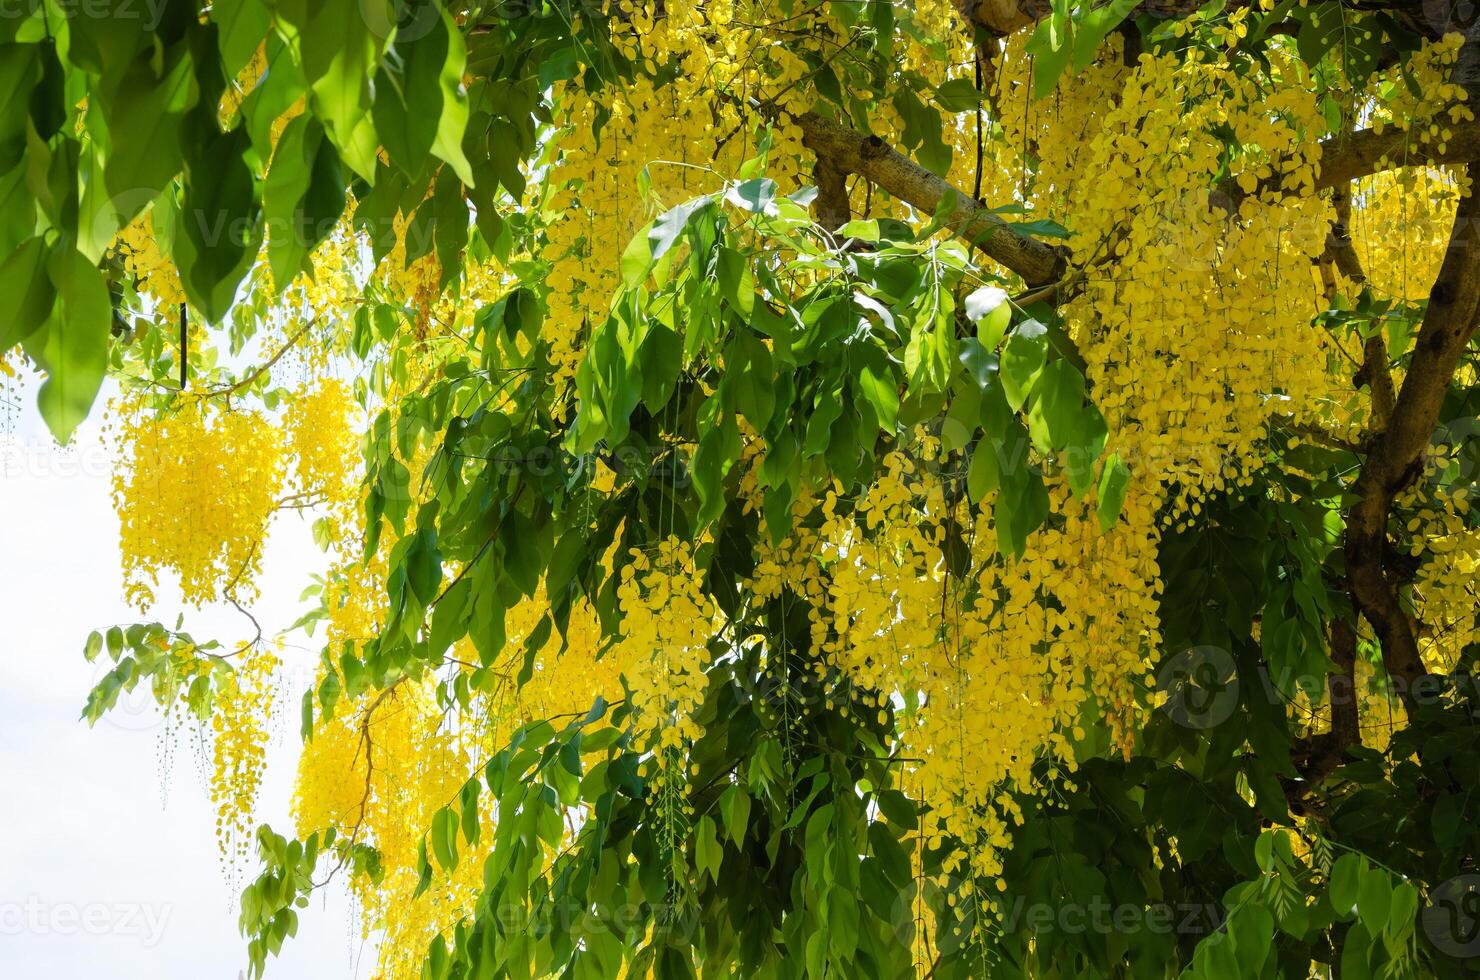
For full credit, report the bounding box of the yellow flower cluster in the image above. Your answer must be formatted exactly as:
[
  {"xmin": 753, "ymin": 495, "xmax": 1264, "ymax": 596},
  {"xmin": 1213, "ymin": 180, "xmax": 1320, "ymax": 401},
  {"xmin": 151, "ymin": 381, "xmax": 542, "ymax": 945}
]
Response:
[
  {"xmin": 283, "ymin": 213, "xmax": 367, "ymax": 318},
  {"xmin": 1351, "ymin": 37, "xmax": 1474, "ymax": 302},
  {"xmin": 211, "ymin": 642, "xmax": 280, "ymax": 863},
  {"xmin": 294, "ymin": 679, "xmax": 484, "ymax": 980},
  {"xmin": 112, "ymin": 395, "xmax": 286, "ymax": 608},
  {"xmin": 112, "ymin": 209, "xmax": 187, "ymax": 308},
  {"xmin": 993, "ymin": 32, "xmax": 1129, "ymax": 212},
  {"xmin": 1399, "ymin": 466, "xmax": 1480, "ymax": 673},
  {"xmin": 499, "ymin": 594, "xmax": 625, "ymax": 731},
  {"xmin": 817, "ymin": 454, "xmax": 944, "ymax": 700},
  {"xmin": 615, "ymin": 537, "xmax": 718, "ymax": 756},
  {"xmin": 1058, "ymin": 43, "xmax": 1334, "ymax": 522},
  {"xmin": 283, "ymin": 377, "xmax": 360, "ymax": 502},
  {"xmin": 1353, "ymin": 167, "xmax": 1467, "ymax": 302},
  {"xmin": 794, "ymin": 450, "xmax": 1160, "ymax": 881},
  {"xmin": 540, "ymin": 1, "xmax": 815, "ymax": 388}
]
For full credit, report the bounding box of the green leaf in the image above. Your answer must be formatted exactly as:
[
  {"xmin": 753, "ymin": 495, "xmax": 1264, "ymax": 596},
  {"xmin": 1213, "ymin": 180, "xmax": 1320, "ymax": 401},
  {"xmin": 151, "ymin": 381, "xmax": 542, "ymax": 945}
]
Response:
[
  {"xmin": 867, "ymin": 821, "xmax": 912, "ymax": 888},
  {"xmin": 1096, "ymin": 453, "xmax": 1129, "ymax": 531},
  {"xmin": 649, "ymin": 196, "xmax": 712, "ymax": 263},
  {"xmin": 728, "ymin": 332, "xmax": 776, "ymax": 430},
  {"xmin": 0, "ymin": 45, "xmax": 41, "ymax": 173},
  {"xmin": 430, "ymin": 806, "xmax": 458, "ymax": 872},
  {"xmin": 692, "ymin": 403, "xmax": 741, "ymax": 527},
  {"xmin": 1029, "ymin": 359, "xmax": 1085, "ymax": 451},
  {"xmin": 967, "ymin": 438, "xmax": 1000, "ymax": 502},
  {"xmin": 1072, "ymin": 0, "xmax": 1139, "ymax": 71},
  {"xmin": 620, "ymin": 221, "xmax": 654, "ymax": 286},
  {"xmin": 935, "ymin": 77, "xmax": 981, "ymax": 112},
  {"xmin": 1329, "ymin": 853, "xmax": 1363, "ymax": 917},
  {"xmin": 213, "ymin": 0, "xmax": 274, "ymax": 79},
  {"xmin": 1230, "ymin": 906, "xmax": 1274, "ymax": 973},
  {"xmin": 104, "ymin": 47, "xmax": 198, "ymax": 209},
  {"xmin": 965, "ymin": 284, "xmax": 1011, "ymax": 349},
  {"xmin": 0, "ymin": 235, "xmax": 54, "ymax": 349},
  {"xmin": 429, "ymin": 10, "xmax": 475, "ymax": 187},
  {"xmin": 1296, "ymin": 2, "xmax": 1345, "ymax": 67},
  {"xmin": 827, "ymin": 886, "xmax": 861, "ymax": 959},
  {"xmin": 1026, "ymin": 17, "xmax": 1075, "ymax": 99},
  {"xmin": 1356, "ymin": 868, "xmax": 1391, "ymax": 935},
  {"xmin": 1340, "ymin": 922, "xmax": 1374, "ymax": 980},
  {"xmin": 300, "ymin": 689, "xmax": 314, "ymax": 741},
  {"xmin": 716, "ymin": 246, "xmax": 755, "ymax": 317},
  {"xmin": 1000, "ymin": 319, "xmax": 1047, "ymax": 411},
  {"xmin": 263, "ymin": 115, "xmax": 347, "ymax": 287},
  {"xmin": 996, "ymin": 454, "xmax": 1049, "ymax": 557},
  {"xmin": 1387, "ymin": 881, "xmax": 1418, "ymax": 939},
  {"xmin": 720, "ymin": 786, "xmax": 751, "ymax": 845},
  {"xmin": 27, "ymin": 246, "xmax": 111, "ymax": 443},
  {"xmin": 805, "ymin": 382, "xmax": 844, "ymax": 457},
  {"xmin": 372, "ymin": 10, "xmax": 472, "ymax": 186},
  {"xmin": 277, "ymin": 0, "xmax": 384, "ymax": 181},
  {"xmin": 694, "ymin": 814, "xmax": 722, "ymax": 881},
  {"xmin": 724, "ymin": 177, "xmax": 777, "ymax": 214},
  {"xmin": 1255, "ymin": 831, "xmax": 1275, "ymax": 872},
  {"xmin": 876, "ymin": 789, "xmax": 917, "ymax": 828},
  {"xmin": 856, "ymin": 355, "xmax": 899, "ymax": 433},
  {"xmin": 405, "ymin": 527, "xmax": 442, "ymax": 606},
  {"xmin": 175, "ymin": 127, "xmax": 262, "ymax": 322},
  {"xmin": 28, "ymin": 38, "xmax": 65, "ymax": 141},
  {"xmin": 371, "ymin": 34, "xmax": 441, "ymax": 175}
]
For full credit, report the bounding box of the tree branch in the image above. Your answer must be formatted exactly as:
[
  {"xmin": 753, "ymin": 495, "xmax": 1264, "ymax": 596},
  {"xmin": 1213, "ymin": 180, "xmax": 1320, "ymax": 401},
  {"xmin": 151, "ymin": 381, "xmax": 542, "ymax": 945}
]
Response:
[
  {"xmin": 1312, "ymin": 119, "xmax": 1480, "ymax": 192},
  {"xmin": 798, "ymin": 101, "xmax": 1480, "ymax": 297},
  {"xmin": 796, "ymin": 110, "xmax": 1067, "ymax": 286},
  {"xmin": 812, "ymin": 157, "xmax": 851, "ymax": 232},
  {"xmin": 202, "ymin": 318, "xmax": 318, "ymax": 398},
  {"xmin": 962, "ymin": 0, "xmax": 1224, "ymax": 37},
  {"xmin": 1227, "ymin": 118, "xmax": 1480, "ymax": 208},
  {"xmin": 1344, "ymin": 163, "xmax": 1480, "ymax": 715},
  {"xmin": 1323, "ymin": 184, "xmax": 1367, "ymax": 286},
  {"xmin": 1286, "ymin": 618, "xmax": 1362, "ymax": 809}
]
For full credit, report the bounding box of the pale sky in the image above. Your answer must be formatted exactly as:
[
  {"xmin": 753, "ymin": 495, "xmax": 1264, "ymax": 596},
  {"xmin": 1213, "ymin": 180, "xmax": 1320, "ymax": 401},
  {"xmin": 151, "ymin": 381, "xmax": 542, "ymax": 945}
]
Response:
[{"xmin": 0, "ymin": 379, "xmax": 366, "ymax": 979}]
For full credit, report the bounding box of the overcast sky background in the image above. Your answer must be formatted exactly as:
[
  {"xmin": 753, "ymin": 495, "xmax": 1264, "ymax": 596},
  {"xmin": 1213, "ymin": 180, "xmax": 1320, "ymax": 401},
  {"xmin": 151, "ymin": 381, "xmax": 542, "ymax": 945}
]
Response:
[{"xmin": 0, "ymin": 378, "xmax": 364, "ymax": 978}]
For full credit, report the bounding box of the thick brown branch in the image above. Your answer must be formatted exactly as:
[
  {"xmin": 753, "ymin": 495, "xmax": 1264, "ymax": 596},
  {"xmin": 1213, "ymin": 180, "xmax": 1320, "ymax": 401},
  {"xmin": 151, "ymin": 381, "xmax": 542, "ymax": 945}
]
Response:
[
  {"xmin": 1233, "ymin": 118, "xmax": 1480, "ymax": 207},
  {"xmin": 1285, "ymin": 624, "xmax": 1359, "ymax": 809},
  {"xmin": 1327, "ymin": 619, "xmax": 1361, "ymax": 752},
  {"xmin": 962, "ymin": 0, "xmax": 1439, "ymax": 41},
  {"xmin": 963, "ymin": 0, "xmax": 1222, "ymax": 36},
  {"xmin": 812, "ymin": 158, "xmax": 851, "ymax": 232},
  {"xmin": 1324, "ymin": 185, "xmax": 1367, "ymax": 286},
  {"xmin": 1345, "ymin": 163, "xmax": 1480, "ymax": 713},
  {"xmin": 1319, "ymin": 183, "xmax": 1397, "ymax": 427},
  {"xmin": 1313, "ymin": 120, "xmax": 1480, "ymax": 192},
  {"xmin": 1355, "ymin": 334, "xmax": 1397, "ymax": 429},
  {"xmin": 796, "ymin": 110, "xmax": 1066, "ymax": 286}
]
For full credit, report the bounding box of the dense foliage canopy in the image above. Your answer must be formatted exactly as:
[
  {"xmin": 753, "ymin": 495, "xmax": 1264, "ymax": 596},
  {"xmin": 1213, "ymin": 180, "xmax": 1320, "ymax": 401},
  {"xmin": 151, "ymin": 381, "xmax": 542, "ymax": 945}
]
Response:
[{"xmin": 6, "ymin": 0, "xmax": 1480, "ymax": 976}]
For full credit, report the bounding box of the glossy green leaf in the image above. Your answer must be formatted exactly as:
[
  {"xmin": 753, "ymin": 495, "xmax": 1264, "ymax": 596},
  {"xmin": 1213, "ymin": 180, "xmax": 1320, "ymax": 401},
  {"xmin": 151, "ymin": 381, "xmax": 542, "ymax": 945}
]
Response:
[{"xmin": 27, "ymin": 246, "xmax": 111, "ymax": 443}]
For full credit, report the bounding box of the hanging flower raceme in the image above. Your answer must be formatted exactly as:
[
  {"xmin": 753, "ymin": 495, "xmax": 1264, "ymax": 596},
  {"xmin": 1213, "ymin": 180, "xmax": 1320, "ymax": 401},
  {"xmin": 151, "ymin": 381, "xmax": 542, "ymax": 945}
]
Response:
[{"xmin": 111, "ymin": 395, "xmax": 287, "ymax": 609}]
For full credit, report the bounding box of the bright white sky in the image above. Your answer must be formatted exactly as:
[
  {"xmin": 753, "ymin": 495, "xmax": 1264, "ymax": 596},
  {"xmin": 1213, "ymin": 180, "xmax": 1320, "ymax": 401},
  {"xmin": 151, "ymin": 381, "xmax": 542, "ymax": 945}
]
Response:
[{"xmin": 0, "ymin": 379, "xmax": 366, "ymax": 978}]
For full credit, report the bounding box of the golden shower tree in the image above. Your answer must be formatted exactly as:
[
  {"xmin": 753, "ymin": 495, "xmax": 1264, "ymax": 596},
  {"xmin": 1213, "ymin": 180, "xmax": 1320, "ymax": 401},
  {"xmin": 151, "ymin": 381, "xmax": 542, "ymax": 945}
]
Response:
[{"xmin": 3, "ymin": 0, "xmax": 1480, "ymax": 975}]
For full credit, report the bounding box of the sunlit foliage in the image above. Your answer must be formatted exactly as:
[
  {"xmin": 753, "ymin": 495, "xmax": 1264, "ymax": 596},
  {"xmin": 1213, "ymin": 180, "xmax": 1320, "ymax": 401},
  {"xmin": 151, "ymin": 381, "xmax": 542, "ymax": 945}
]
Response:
[{"xmin": 6, "ymin": 0, "xmax": 1478, "ymax": 977}]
